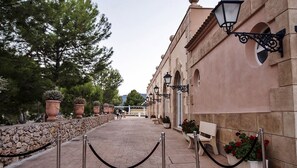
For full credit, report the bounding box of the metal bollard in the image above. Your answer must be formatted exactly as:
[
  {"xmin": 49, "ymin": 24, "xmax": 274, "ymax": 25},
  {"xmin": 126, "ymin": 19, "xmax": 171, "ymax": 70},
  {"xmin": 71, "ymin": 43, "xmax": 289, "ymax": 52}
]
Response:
[
  {"xmin": 82, "ymin": 135, "xmax": 87, "ymax": 168},
  {"xmin": 259, "ymin": 128, "xmax": 266, "ymax": 168},
  {"xmin": 161, "ymin": 132, "xmax": 165, "ymax": 168},
  {"xmin": 56, "ymin": 130, "xmax": 61, "ymax": 168},
  {"xmin": 193, "ymin": 131, "xmax": 200, "ymax": 168}
]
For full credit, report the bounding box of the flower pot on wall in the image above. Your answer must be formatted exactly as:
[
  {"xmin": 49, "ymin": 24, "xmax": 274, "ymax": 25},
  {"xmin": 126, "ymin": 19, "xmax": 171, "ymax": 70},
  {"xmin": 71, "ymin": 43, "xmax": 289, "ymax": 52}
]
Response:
[
  {"xmin": 45, "ymin": 100, "xmax": 61, "ymax": 121},
  {"xmin": 93, "ymin": 106, "xmax": 100, "ymax": 116},
  {"xmin": 74, "ymin": 104, "xmax": 84, "ymax": 118}
]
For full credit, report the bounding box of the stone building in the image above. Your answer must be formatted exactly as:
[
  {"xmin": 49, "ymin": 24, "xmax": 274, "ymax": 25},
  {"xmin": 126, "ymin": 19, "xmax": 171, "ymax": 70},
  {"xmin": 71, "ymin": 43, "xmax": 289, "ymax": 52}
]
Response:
[{"xmin": 146, "ymin": 0, "xmax": 297, "ymax": 167}]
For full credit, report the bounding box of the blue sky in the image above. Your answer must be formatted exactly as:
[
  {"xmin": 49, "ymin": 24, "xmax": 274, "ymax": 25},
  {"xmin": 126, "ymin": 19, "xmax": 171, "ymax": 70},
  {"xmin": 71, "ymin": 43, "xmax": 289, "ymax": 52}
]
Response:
[{"xmin": 94, "ymin": 0, "xmax": 219, "ymax": 95}]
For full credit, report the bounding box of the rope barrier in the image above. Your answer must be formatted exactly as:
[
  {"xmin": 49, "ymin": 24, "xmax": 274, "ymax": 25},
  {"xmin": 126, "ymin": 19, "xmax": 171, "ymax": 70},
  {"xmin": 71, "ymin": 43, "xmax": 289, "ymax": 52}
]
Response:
[
  {"xmin": 88, "ymin": 143, "xmax": 116, "ymax": 168},
  {"xmin": 0, "ymin": 142, "xmax": 53, "ymax": 158},
  {"xmin": 198, "ymin": 136, "xmax": 258, "ymax": 168},
  {"xmin": 128, "ymin": 141, "xmax": 160, "ymax": 168},
  {"xmin": 88, "ymin": 139, "xmax": 161, "ymax": 168}
]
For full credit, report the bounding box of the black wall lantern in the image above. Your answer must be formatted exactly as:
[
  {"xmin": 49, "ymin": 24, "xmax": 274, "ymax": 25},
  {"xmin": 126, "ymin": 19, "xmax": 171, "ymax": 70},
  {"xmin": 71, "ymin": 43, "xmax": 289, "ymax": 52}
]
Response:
[
  {"xmin": 213, "ymin": 0, "xmax": 285, "ymax": 55},
  {"xmin": 153, "ymin": 85, "xmax": 170, "ymax": 99},
  {"xmin": 149, "ymin": 93, "xmax": 161, "ymax": 103},
  {"xmin": 163, "ymin": 72, "xmax": 189, "ymax": 93}
]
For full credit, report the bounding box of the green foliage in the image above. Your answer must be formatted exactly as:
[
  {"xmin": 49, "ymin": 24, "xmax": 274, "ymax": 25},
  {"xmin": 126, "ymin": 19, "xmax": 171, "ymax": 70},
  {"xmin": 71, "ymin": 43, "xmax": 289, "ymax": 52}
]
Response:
[
  {"xmin": 224, "ymin": 132, "xmax": 269, "ymax": 161},
  {"xmin": 43, "ymin": 90, "xmax": 64, "ymax": 101},
  {"xmin": 74, "ymin": 97, "xmax": 86, "ymax": 104},
  {"xmin": 93, "ymin": 66, "xmax": 123, "ymax": 104},
  {"xmin": 0, "ymin": 76, "xmax": 8, "ymax": 92},
  {"xmin": 13, "ymin": 0, "xmax": 113, "ymax": 87},
  {"xmin": 93, "ymin": 101, "xmax": 100, "ymax": 106},
  {"xmin": 124, "ymin": 90, "xmax": 145, "ymax": 106},
  {"xmin": 181, "ymin": 119, "xmax": 199, "ymax": 134},
  {"xmin": 0, "ymin": 0, "xmax": 123, "ymax": 123},
  {"xmin": 0, "ymin": 53, "xmax": 53, "ymax": 124},
  {"xmin": 60, "ymin": 82, "xmax": 103, "ymax": 117},
  {"xmin": 162, "ymin": 116, "xmax": 170, "ymax": 123}
]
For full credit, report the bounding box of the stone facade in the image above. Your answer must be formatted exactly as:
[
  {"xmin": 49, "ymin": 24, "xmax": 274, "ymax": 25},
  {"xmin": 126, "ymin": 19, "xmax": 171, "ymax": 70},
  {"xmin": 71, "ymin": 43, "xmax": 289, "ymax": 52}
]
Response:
[
  {"xmin": 0, "ymin": 114, "xmax": 114, "ymax": 166},
  {"xmin": 147, "ymin": 0, "xmax": 297, "ymax": 167}
]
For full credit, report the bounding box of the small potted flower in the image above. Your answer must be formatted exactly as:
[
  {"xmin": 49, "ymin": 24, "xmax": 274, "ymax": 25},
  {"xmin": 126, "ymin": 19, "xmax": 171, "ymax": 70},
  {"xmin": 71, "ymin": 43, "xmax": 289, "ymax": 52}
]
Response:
[
  {"xmin": 162, "ymin": 116, "xmax": 171, "ymax": 129},
  {"xmin": 181, "ymin": 119, "xmax": 199, "ymax": 133},
  {"xmin": 43, "ymin": 90, "xmax": 64, "ymax": 121},
  {"xmin": 181, "ymin": 119, "xmax": 199, "ymax": 141},
  {"xmin": 73, "ymin": 97, "xmax": 86, "ymax": 118},
  {"xmin": 93, "ymin": 101, "xmax": 101, "ymax": 116},
  {"xmin": 224, "ymin": 131, "xmax": 269, "ymax": 167},
  {"xmin": 150, "ymin": 114, "xmax": 156, "ymax": 118}
]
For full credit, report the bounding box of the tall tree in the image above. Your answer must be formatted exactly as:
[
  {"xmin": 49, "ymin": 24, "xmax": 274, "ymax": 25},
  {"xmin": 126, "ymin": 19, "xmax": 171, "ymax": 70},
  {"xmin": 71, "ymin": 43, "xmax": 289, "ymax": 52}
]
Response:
[
  {"xmin": 14, "ymin": 0, "xmax": 113, "ymax": 87},
  {"xmin": 0, "ymin": 53, "xmax": 53, "ymax": 124},
  {"xmin": 124, "ymin": 90, "xmax": 145, "ymax": 106},
  {"xmin": 93, "ymin": 66, "xmax": 123, "ymax": 104}
]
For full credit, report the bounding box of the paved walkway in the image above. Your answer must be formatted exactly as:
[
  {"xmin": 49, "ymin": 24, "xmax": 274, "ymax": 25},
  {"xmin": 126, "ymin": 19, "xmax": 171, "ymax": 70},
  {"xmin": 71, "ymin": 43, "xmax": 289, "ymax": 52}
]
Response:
[{"xmin": 7, "ymin": 117, "xmax": 228, "ymax": 168}]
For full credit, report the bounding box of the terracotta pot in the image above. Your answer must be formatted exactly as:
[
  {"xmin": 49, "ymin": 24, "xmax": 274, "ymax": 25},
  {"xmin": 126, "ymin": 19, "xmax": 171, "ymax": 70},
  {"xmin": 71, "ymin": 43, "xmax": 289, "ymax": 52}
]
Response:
[
  {"xmin": 93, "ymin": 106, "xmax": 100, "ymax": 116},
  {"xmin": 45, "ymin": 100, "xmax": 61, "ymax": 121},
  {"xmin": 74, "ymin": 104, "xmax": 85, "ymax": 118}
]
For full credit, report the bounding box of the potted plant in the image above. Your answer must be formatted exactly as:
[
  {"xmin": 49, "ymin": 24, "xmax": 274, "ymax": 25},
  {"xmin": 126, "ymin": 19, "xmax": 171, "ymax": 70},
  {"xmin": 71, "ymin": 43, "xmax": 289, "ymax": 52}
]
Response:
[
  {"xmin": 43, "ymin": 90, "xmax": 64, "ymax": 121},
  {"xmin": 73, "ymin": 97, "xmax": 86, "ymax": 118},
  {"xmin": 181, "ymin": 119, "xmax": 199, "ymax": 133},
  {"xmin": 150, "ymin": 114, "xmax": 156, "ymax": 118},
  {"xmin": 162, "ymin": 116, "xmax": 171, "ymax": 129},
  {"xmin": 93, "ymin": 101, "xmax": 100, "ymax": 116},
  {"xmin": 224, "ymin": 131, "xmax": 269, "ymax": 168},
  {"xmin": 181, "ymin": 119, "xmax": 199, "ymax": 141},
  {"xmin": 103, "ymin": 103, "xmax": 109, "ymax": 114}
]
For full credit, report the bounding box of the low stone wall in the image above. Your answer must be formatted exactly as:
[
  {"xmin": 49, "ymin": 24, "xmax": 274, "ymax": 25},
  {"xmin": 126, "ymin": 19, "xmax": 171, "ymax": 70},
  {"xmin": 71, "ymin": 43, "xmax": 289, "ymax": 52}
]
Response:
[{"xmin": 0, "ymin": 114, "xmax": 114, "ymax": 166}]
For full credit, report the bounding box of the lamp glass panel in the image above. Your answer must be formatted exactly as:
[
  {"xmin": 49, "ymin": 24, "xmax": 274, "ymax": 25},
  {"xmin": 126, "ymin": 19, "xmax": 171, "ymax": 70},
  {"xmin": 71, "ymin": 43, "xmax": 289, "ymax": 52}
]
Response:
[
  {"xmin": 154, "ymin": 86, "xmax": 159, "ymax": 93},
  {"xmin": 163, "ymin": 73, "xmax": 172, "ymax": 85},
  {"xmin": 223, "ymin": 3, "xmax": 241, "ymax": 23},
  {"xmin": 164, "ymin": 77, "xmax": 170, "ymax": 85},
  {"xmin": 214, "ymin": 4, "xmax": 225, "ymax": 27}
]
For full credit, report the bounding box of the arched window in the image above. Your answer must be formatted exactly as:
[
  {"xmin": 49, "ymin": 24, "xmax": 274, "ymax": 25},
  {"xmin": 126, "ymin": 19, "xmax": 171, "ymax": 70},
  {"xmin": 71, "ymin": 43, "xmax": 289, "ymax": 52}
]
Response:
[{"xmin": 256, "ymin": 28, "xmax": 270, "ymax": 65}]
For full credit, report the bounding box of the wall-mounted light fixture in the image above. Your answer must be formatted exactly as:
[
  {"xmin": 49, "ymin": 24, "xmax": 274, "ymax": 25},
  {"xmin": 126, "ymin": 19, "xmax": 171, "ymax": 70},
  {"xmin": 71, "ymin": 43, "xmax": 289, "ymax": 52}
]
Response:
[
  {"xmin": 163, "ymin": 72, "xmax": 189, "ymax": 93},
  {"xmin": 145, "ymin": 96, "xmax": 151, "ymax": 106},
  {"xmin": 213, "ymin": 0, "xmax": 285, "ymax": 55},
  {"xmin": 149, "ymin": 93, "xmax": 161, "ymax": 103},
  {"xmin": 153, "ymin": 85, "xmax": 170, "ymax": 99}
]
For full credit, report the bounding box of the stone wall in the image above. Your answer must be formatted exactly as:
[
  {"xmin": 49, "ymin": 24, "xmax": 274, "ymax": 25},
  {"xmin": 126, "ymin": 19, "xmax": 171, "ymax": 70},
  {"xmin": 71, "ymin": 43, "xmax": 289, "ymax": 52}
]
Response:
[{"xmin": 0, "ymin": 114, "xmax": 114, "ymax": 166}]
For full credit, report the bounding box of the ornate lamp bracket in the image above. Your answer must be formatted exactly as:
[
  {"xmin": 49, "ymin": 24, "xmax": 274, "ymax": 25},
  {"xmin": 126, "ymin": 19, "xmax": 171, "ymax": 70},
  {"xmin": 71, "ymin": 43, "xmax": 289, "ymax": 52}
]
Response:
[
  {"xmin": 229, "ymin": 29, "xmax": 286, "ymax": 56},
  {"xmin": 170, "ymin": 84, "xmax": 189, "ymax": 93}
]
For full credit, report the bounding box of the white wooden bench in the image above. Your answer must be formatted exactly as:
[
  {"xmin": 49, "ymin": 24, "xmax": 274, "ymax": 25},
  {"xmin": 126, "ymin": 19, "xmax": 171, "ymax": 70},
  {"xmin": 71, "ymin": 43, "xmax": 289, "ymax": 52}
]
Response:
[
  {"xmin": 151, "ymin": 118, "xmax": 159, "ymax": 124},
  {"xmin": 187, "ymin": 121, "xmax": 219, "ymax": 155}
]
